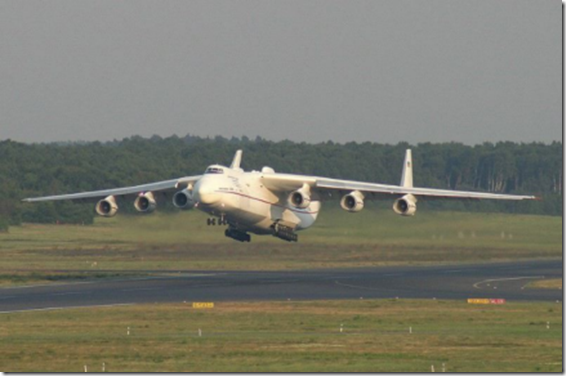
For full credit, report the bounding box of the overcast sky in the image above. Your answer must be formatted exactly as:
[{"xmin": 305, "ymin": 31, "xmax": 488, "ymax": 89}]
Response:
[{"xmin": 0, "ymin": 1, "xmax": 561, "ymax": 145}]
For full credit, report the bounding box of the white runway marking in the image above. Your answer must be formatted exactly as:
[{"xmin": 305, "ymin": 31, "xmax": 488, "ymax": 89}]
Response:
[
  {"xmin": 0, "ymin": 303, "xmax": 135, "ymax": 314},
  {"xmin": 120, "ymin": 288, "xmax": 161, "ymax": 292},
  {"xmin": 0, "ymin": 273, "xmax": 221, "ymax": 290},
  {"xmin": 334, "ymin": 280, "xmax": 382, "ymax": 291},
  {"xmin": 50, "ymin": 292, "xmax": 82, "ymax": 297},
  {"xmin": 473, "ymin": 276, "xmax": 545, "ymax": 289}
]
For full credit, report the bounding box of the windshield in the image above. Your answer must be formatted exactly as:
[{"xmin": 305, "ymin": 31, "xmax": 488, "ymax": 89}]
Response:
[{"xmin": 205, "ymin": 167, "xmax": 224, "ymax": 174}]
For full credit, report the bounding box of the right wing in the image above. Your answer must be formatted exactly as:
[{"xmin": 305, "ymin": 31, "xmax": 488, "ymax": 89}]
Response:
[{"xmin": 22, "ymin": 175, "xmax": 202, "ymax": 203}]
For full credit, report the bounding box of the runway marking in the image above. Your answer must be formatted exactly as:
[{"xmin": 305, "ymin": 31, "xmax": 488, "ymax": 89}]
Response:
[
  {"xmin": 0, "ymin": 274, "xmax": 222, "ymax": 291},
  {"xmin": 334, "ymin": 280, "xmax": 382, "ymax": 291},
  {"xmin": 473, "ymin": 276, "xmax": 545, "ymax": 289},
  {"xmin": 0, "ymin": 303, "xmax": 135, "ymax": 314},
  {"xmin": 50, "ymin": 292, "xmax": 82, "ymax": 297}
]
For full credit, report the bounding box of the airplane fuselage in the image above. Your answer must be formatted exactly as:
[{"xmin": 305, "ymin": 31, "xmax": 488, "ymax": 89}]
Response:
[{"xmin": 192, "ymin": 165, "xmax": 320, "ymax": 236}]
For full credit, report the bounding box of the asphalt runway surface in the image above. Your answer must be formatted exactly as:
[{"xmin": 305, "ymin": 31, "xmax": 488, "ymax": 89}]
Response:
[{"xmin": 0, "ymin": 259, "xmax": 562, "ymax": 313}]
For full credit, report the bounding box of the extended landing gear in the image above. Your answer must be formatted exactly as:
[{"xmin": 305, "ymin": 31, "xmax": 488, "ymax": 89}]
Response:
[
  {"xmin": 271, "ymin": 223, "xmax": 298, "ymax": 242},
  {"xmin": 225, "ymin": 228, "xmax": 251, "ymax": 242},
  {"xmin": 207, "ymin": 216, "xmax": 228, "ymax": 226}
]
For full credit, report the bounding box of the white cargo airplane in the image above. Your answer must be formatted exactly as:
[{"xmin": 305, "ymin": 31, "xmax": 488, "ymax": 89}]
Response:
[{"xmin": 23, "ymin": 149, "xmax": 537, "ymax": 242}]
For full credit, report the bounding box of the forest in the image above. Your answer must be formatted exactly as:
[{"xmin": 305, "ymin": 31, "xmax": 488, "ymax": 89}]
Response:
[{"xmin": 0, "ymin": 135, "xmax": 562, "ymax": 231}]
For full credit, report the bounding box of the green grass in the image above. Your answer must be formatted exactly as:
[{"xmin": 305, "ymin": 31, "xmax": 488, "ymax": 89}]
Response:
[
  {"xmin": 528, "ymin": 279, "xmax": 563, "ymax": 290},
  {"xmin": 0, "ymin": 299, "xmax": 561, "ymax": 372},
  {"xmin": 0, "ymin": 208, "xmax": 561, "ymax": 282}
]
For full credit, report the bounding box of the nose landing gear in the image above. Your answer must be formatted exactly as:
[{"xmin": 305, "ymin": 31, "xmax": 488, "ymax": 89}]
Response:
[{"xmin": 207, "ymin": 216, "xmax": 228, "ymax": 226}]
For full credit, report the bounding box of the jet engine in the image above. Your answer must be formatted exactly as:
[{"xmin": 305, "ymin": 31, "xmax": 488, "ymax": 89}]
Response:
[
  {"xmin": 340, "ymin": 191, "xmax": 364, "ymax": 212},
  {"xmin": 288, "ymin": 186, "xmax": 311, "ymax": 209},
  {"xmin": 95, "ymin": 195, "xmax": 118, "ymax": 217},
  {"xmin": 134, "ymin": 192, "xmax": 156, "ymax": 213},
  {"xmin": 393, "ymin": 194, "xmax": 417, "ymax": 216},
  {"xmin": 172, "ymin": 189, "xmax": 194, "ymax": 210}
]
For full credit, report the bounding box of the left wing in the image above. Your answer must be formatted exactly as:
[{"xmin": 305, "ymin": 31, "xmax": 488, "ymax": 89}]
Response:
[
  {"xmin": 313, "ymin": 178, "xmax": 536, "ymax": 201},
  {"xmin": 262, "ymin": 174, "xmax": 536, "ymax": 201},
  {"xmin": 22, "ymin": 175, "xmax": 202, "ymax": 203},
  {"xmin": 260, "ymin": 149, "xmax": 536, "ymax": 202}
]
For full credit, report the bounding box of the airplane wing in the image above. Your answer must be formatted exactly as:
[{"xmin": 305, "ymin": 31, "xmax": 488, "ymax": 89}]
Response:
[
  {"xmin": 261, "ymin": 173, "xmax": 536, "ymax": 201},
  {"xmin": 313, "ymin": 177, "xmax": 536, "ymax": 200},
  {"xmin": 260, "ymin": 148, "xmax": 537, "ymax": 202},
  {"xmin": 22, "ymin": 175, "xmax": 202, "ymax": 203}
]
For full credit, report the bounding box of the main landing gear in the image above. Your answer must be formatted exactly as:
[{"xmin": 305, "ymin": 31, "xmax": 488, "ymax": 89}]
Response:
[
  {"xmin": 271, "ymin": 222, "xmax": 298, "ymax": 242},
  {"xmin": 225, "ymin": 227, "xmax": 251, "ymax": 242}
]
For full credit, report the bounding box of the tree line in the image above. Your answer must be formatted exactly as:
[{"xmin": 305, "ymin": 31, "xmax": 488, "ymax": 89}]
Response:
[{"xmin": 0, "ymin": 135, "xmax": 562, "ymax": 231}]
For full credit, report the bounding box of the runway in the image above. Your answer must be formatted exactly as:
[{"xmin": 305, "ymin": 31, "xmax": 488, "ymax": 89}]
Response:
[{"xmin": 0, "ymin": 259, "xmax": 562, "ymax": 313}]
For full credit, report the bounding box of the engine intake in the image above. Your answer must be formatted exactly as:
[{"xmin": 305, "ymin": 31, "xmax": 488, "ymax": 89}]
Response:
[
  {"xmin": 393, "ymin": 194, "xmax": 417, "ymax": 216},
  {"xmin": 288, "ymin": 185, "xmax": 311, "ymax": 209},
  {"xmin": 134, "ymin": 192, "xmax": 156, "ymax": 213},
  {"xmin": 95, "ymin": 195, "xmax": 118, "ymax": 217},
  {"xmin": 173, "ymin": 189, "xmax": 194, "ymax": 210},
  {"xmin": 340, "ymin": 191, "xmax": 364, "ymax": 212}
]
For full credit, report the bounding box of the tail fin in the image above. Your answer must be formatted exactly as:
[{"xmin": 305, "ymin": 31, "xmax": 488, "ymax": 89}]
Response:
[
  {"xmin": 230, "ymin": 150, "xmax": 243, "ymax": 169},
  {"xmin": 400, "ymin": 149, "xmax": 413, "ymax": 188}
]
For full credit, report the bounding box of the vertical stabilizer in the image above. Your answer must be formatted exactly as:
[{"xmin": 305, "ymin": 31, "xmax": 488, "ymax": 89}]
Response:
[
  {"xmin": 400, "ymin": 149, "xmax": 413, "ymax": 188},
  {"xmin": 230, "ymin": 150, "xmax": 243, "ymax": 169}
]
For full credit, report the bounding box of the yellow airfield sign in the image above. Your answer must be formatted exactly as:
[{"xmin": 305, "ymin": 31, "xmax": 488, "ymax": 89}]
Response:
[
  {"xmin": 192, "ymin": 302, "xmax": 215, "ymax": 309},
  {"xmin": 467, "ymin": 298, "xmax": 506, "ymax": 304}
]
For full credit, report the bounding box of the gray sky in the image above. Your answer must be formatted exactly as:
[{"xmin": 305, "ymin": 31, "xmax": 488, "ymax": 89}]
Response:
[{"xmin": 0, "ymin": 0, "xmax": 561, "ymax": 145}]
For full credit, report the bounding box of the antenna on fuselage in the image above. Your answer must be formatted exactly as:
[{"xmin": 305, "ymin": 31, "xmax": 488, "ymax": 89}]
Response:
[{"xmin": 230, "ymin": 150, "xmax": 243, "ymax": 169}]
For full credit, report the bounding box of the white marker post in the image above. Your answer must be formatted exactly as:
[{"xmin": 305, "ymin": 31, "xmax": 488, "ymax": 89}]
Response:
[
  {"xmin": 442, "ymin": 363, "xmax": 446, "ymax": 372},
  {"xmin": 547, "ymin": 321, "xmax": 550, "ymax": 329},
  {"xmin": 340, "ymin": 324, "xmax": 343, "ymax": 333},
  {"xmin": 198, "ymin": 328, "xmax": 202, "ymax": 337},
  {"xmin": 84, "ymin": 365, "xmax": 87, "ymax": 373},
  {"xmin": 127, "ymin": 327, "xmax": 130, "ymax": 336},
  {"xmin": 431, "ymin": 365, "xmax": 435, "ymax": 372},
  {"xmin": 409, "ymin": 326, "xmax": 412, "ymax": 334},
  {"xmin": 102, "ymin": 362, "xmax": 105, "ymax": 372}
]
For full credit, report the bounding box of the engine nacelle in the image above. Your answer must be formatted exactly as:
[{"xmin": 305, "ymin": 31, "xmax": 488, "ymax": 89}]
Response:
[
  {"xmin": 172, "ymin": 189, "xmax": 194, "ymax": 210},
  {"xmin": 95, "ymin": 195, "xmax": 118, "ymax": 217},
  {"xmin": 340, "ymin": 191, "xmax": 364, "ymax": 212},
  {"xmin": 393, "ymin": 194, "xmax": 417, "ymax": 216},
  {"xmin": 288, "ymin": 186, "xmax": 311, "ymax": 209},
  {"xmin": 134, "ymin": 192, "xmax": 156, "ymax": 213}
]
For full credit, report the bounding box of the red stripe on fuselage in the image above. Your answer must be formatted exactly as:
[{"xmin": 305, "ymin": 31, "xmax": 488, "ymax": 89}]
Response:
[{"xmin": 215, "ymin": 190, "xmax": 319, "ymax": 215}]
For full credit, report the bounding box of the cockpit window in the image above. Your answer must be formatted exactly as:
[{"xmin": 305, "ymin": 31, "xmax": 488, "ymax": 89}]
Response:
[{"xmin": 205, "ymin": 167, "xmax": 224, "ymax": 174}]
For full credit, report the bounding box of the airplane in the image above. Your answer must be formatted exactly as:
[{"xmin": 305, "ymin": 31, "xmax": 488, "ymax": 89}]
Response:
[{"xmin": 22, "ymin": 149, "xmax": 537, "ymax": 242}]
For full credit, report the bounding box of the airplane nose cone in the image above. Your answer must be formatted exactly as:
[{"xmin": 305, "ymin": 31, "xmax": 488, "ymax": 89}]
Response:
[{"xmin": 194, "ymin": 181, "xmax": 218, "ymax": 206}]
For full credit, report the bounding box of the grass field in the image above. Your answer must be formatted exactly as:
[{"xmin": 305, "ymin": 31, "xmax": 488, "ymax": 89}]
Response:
[
  {"xmin": 528, "ymin": 279, "xmax": 563, "ymax": 290},
  {"xmin": 0, "ymin": 209, "xmax": 561, "ymax": 372},
  {"xmin": 0, "ymin": 207, "xmax": 561, "ymax": 270},
  {"xmin": 0, "ymin": 299, "xmax": 561, "ymax": 372},
  {"xmin": 0, "ymin": 208, "xmax": 561, "ymax": 286}
]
